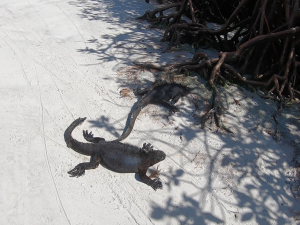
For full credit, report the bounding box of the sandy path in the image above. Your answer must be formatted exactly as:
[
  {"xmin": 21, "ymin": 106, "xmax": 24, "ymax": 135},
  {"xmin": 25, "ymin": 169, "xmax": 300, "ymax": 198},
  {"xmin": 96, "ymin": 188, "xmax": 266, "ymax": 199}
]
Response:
[{"xmin": 1, "ymin": 0, "xmax": 299, "ymax": 224}]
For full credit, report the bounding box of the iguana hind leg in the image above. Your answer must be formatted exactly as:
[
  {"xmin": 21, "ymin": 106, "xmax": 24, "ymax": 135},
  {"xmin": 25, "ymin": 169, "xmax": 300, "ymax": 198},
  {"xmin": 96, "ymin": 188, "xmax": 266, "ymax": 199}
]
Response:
[
  {"xmin": 170, "ymin": 95, "xmax": 181, "ymax": 105},
  {"xmin": 83, "ymin": 130, "xmax": 105, "ymax": 143},
  {"xmin": 155, "ymin": 100, "xmax": 179, "ymax": 113},
  {"xmin": 68, "ymin": 153, "xmax": 101, "ymax": 177},
  {"xmin": 138, "ymin": 168, "xmax": 162, "ymax": 190}
]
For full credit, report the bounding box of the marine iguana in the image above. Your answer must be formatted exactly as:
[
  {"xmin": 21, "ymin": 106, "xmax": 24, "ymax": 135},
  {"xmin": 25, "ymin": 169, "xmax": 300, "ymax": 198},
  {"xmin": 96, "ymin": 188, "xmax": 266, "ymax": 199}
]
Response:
[
  {"xmin": 64, "ymin": 117, "xmax": 166, "ymax": 190},
  {"xmin": 114, "ymin": 83, "xmax": 191, "ymax": 142}
]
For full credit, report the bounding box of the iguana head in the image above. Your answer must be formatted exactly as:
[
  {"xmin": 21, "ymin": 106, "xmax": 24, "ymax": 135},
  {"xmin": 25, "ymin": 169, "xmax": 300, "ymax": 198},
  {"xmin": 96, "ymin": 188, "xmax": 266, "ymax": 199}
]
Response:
[
  {"xmin": 180, "ymin": 85, "xmax": 192, "ymax": 96},
  {"xmin": 149, "ymin": 150, "xmax": 166, "ymax": 166}
]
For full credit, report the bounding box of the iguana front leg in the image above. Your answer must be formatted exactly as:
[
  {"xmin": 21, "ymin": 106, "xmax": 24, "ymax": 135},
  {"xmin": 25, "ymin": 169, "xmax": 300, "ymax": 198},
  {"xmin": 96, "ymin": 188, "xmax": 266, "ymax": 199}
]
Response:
[
  {"xmin": 133, "ymin": 87, "xmax": 150, "ymax": 96},
  {"xmin": 140, "ymin": 143, "xmax": 153, "ymax": 154},
  {"xmin": 138, "ymin": 168, "xmax": 162, "ymax": 190},
  {"xmin": 68, "ymin": 153, "xmax": 101, "ymax": 177},
  {"xmin": 83, "ymin": 130, "xmax": 105, "ymax": 143}
]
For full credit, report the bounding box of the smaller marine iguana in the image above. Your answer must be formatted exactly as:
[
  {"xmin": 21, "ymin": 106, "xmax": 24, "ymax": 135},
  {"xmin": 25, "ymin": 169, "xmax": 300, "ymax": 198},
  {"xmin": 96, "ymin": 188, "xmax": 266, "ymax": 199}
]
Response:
[
  {"xmin": 64, "ymin": 117, "xmax": 166, "ymax": 190},
  {"xmin": 115, "ymin": 83, "xmax": 191, "ymax": 141}
]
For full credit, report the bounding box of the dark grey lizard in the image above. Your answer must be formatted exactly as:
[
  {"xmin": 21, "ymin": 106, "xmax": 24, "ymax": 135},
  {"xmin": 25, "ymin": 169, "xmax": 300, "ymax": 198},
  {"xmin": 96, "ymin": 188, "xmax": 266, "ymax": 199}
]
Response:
[
  {"xmin": 64, "ymin": 117, "xmax": 166, "ymax": 190},
  {"xmin": 115, "ymin": 83, "xmax": 191, "ymax": 142}
]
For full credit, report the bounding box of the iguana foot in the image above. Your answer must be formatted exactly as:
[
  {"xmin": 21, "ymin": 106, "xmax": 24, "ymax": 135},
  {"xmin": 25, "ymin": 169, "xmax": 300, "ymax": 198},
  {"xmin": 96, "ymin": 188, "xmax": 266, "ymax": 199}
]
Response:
[
  {"xmin": 170, "ymin": 106, "xmax": 179, "ymax": 113},
  {"xmin": 168, "ymin": 106, "xmax": 179, "ymax": 117},
  {"xmin": 151, "ymin": 178, "xmax": 163, "ymax": 191},
  {"xmin": 83, "ymin": 130, "xmax": 105, "ymax": 143},
  {"xmin": 68, "ymin": 164, "xmax": 86, "ymax": 177},
  {"xmin": 141, "ymin": 143, "xmax": 153, "ymax": 154},
  {"xmin": 83, "ymin": 130, "xmax": 95, "ymax": 142}
]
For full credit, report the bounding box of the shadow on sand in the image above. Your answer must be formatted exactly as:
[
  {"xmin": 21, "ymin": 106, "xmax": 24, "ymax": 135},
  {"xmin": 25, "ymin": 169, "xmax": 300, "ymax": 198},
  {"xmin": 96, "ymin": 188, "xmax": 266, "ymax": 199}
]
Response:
[{"xmin": 71, "ymin": 0, "xmax": 300, "ymax": 224}]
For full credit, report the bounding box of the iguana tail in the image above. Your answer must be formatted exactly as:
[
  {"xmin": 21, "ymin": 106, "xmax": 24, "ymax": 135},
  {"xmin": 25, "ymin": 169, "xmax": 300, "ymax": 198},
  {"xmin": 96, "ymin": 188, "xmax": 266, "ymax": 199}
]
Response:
[
  {"xmin": 114, "ymin": 104, "xmax": 142, "ymax": 142},
  {"xmin": 64, "ymin": 117, "xmax": 94, "ymax": 156}
]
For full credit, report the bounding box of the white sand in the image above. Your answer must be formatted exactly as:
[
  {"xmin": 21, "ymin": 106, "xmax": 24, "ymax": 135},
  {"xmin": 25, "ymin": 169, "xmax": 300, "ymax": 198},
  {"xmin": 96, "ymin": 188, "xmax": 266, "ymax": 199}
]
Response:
[{"xmin": 1, "ymin": 0, "xmax": 300, "ymax": 224}]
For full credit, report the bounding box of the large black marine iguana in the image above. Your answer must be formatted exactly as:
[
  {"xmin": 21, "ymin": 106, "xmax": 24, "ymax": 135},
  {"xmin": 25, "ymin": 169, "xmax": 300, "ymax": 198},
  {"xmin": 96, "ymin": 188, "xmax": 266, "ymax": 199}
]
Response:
[
  {"xmin": 115, "ymin": 83, "xmax": 191, "ymax": 141},
  {"xmin": 64, "ymin": 117, "xmax": 166, "ymax": 190}
]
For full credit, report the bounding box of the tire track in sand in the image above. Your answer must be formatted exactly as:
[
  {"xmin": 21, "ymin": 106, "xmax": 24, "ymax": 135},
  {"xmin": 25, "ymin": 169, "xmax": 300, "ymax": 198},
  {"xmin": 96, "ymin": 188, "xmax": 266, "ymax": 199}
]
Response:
[{"xmin": 36, "ymin": 73, "xmax": 72, "ymax": 225}]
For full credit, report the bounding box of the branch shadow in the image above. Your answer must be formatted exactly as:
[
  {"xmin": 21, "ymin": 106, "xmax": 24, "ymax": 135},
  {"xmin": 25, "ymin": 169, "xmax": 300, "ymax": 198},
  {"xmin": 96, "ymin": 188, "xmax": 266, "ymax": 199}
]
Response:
[
  {"xmin": 144, "ymin": 86, "xmax": 300, "ymax": 224},
  {"xmin": 70, "ymin": 0, "xmax": 194, "ymax": 89}
]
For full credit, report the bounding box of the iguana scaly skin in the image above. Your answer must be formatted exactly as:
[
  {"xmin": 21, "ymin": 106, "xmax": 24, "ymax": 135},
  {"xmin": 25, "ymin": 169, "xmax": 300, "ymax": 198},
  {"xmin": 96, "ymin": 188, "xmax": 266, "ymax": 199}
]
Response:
[
  {"xmin": 64, "ymin": 117, "xmax": 166, "ymax": 190},
  {"xmin": 115, "ymin": 83, "xmax": 190, "ymax": 141}
]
